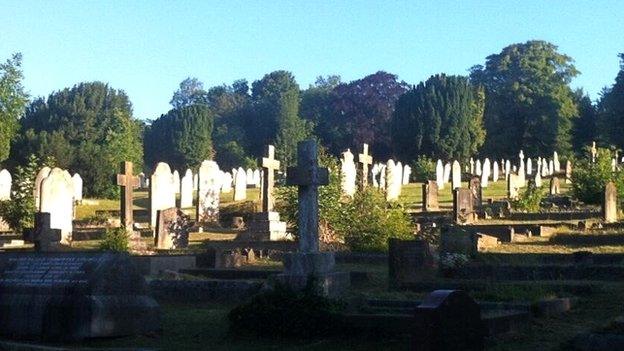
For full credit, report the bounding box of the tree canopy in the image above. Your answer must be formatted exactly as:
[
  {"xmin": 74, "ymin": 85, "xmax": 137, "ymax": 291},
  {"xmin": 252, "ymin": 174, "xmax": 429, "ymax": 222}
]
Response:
[
  {"xmin": 390, "ymin": 74, "xmax": 485, "ymax": 162},
  {"xmin": 0, "ymin": 53, "xmax": 28, "ymax": 163},
  {"xmin": 597, "ymin": 53, "xmax": 624, "ymax": 150}
]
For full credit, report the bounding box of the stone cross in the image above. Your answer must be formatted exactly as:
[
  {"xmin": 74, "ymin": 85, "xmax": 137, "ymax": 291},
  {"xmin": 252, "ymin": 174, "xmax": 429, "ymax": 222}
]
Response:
[
  {"xmin": 261, "ymin": 145, "xmax": 280, "ymax": 212},
  {"xmin": 23, "ymin": 212, "xmax": 61, "ymax": 252},
  {"xmin": 358, "ymin": 143, "xmax": 373, "ymax": 189},
  {"xmin": 286, "ymin": 140, "xmax": 329, "ymax": 253},
  {"xmin": 117, "ymin": 161, "xmax": 139, "ymax": 232}
]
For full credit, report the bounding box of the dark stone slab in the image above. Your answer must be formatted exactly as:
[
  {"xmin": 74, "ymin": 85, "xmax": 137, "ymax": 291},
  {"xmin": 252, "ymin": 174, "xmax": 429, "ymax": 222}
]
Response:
[
  {"xmin": 413, "ymin": 290, "xmax": 485, "ymax": 351},
  {"xmin": 0, "ymin": 252, "xmax": 160, "ymax": 341},
  {"xmin": 388, "ymin": 239, "xmax": 435, "ymax": 288}
]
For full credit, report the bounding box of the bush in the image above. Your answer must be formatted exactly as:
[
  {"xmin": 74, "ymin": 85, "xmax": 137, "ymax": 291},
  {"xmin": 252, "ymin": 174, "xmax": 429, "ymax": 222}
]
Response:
[
  {"xmin": 228, "ymin": 281, "xmax": 345, "ymax": 339},
  {"xmin": 512, "ymin": 181, "xmax": 545, "ymax": 212},
  {"xmin": 571, "ymin": 147, "xmax": 624, "ymax": 204},
  {"xmin": 275, "ymin": 148, "xmax": 413, "ymax": 252},
  {"xmin": 99, "ymin": 227, "xmax": 129, "ymax": 252},
  {"xmin": 411, "ymin": 155, "xmax": 435, "ymax": 182}
]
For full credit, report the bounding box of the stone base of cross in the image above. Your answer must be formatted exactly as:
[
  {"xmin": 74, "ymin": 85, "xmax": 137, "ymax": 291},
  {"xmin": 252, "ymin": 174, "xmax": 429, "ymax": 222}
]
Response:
[{"xmin": 275, "ymin": 140, "xmax": 350, "ymax": 296}]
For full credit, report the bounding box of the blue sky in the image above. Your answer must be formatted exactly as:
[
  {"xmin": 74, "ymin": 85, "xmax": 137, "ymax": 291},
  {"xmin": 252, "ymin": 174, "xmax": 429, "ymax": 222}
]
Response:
[{"xmin": 2, "ymin": 0, "xmax": 623, "ymax": 120}]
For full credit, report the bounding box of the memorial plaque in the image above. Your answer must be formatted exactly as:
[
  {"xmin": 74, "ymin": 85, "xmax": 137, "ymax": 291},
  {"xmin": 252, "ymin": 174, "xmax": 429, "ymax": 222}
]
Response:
[
  {"xmin": 0, "ymin": 252, "xmax": 160, "ymax": 341},
  {"xmin": 388, "ymin": 239, "xmax": 434, "ymax": 287}
]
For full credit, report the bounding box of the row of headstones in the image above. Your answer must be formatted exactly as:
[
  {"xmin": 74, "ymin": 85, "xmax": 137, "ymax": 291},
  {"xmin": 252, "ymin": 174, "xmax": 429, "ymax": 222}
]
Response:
[{"xmin": 0, "ymin": 168, "xmax": 83, "ymax": 203}]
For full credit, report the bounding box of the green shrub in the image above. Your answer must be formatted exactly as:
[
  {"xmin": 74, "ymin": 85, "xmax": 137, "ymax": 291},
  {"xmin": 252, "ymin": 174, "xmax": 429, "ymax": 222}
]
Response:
[
  {"xmin": 512, "ymin": 182, "xmax": 545, "ymax": 212},
  {"xmin": 99, "ymin": 227, "xmax": 129, "ymax": 252},
  {"xmin": 228, "ymin": 281, "xmax": 345, "ymax": 339},
  {"xmin": 411, "ymin": 155, "xmax": 435, "ymax": 182},
  {"xmin": 571, "ymin": 147, "xmax": 624, "ymax": 204}
]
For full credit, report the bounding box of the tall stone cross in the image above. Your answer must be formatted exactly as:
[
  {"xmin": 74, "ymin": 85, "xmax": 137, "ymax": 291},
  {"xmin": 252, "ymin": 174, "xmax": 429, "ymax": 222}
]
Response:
[
  {"xmin": 261, "ymin": 145, "xmax": 280, "ymax": 212},
  {"xmin": 117, "ymin": 161, "xmax": 140, "ymax": 232},
  {"xmin": 286, "ymin": 140, "xmax": 329, "ymax": 253},
  {"xmin": 358, "ymin": 143, "xmax": 373, "ymax": 189}
]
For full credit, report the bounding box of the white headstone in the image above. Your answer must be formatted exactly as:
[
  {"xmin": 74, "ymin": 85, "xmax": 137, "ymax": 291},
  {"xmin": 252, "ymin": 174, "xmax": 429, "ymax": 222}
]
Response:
[
  {"xmin": 40, "ymin": 168, "xmax": 74, "ymax": 243},
  {"xmin": 234, "ymin": 166, "xmax": 247, "ymax": 201},
  {"xmin": 435, "ymin": 160, "xmax": 444, "ymax": 189},
  {"xmin": 469, "ymin": 158, "xmax": 475, "ymax": 175},
  {"xmin": 340, "ymin": 149, "xmax": 357, "ymax": 197},
  {"xmin": 541, "ymin": 158, "xmax": 548, "ymax": 177},
  {"xmin": 402, "ymin": 164, "xmax": 411, "ymax": 185},
  {"xmin": 492, "ymin": 161, "xmax": 499, "ymax": 182},
  {"xmin": 253, "ymin": 169, "xmax": 261, "ymax": 187},
  {"xmin": 394, "ymin": 161, "xmax": 403, "ymax": 196},
  {"xmin": 518, "ymin": 158, "xmax": 525, "ymax": 187},
  {"xmin": 526, "ymin": 158, "xmax": 533, "ymax": 175},
  {"xmin": 371, "ymin": 163, "xmax": 380, "ymax": 188},
  {"xmin": 504, "ymin": 160, "xmax": 511, "ymax": 180},
  {"xmin": 172, "ymin": 170, "xmax": 180, "ymax": 194},
  {"xmin": 386, "ymin": 160, "xmax": 400, "ymax": 201},
  {"xmin": 197, "ymin": 160, "xmax": 221, "ymax": 223},
  {"xmin": 379, "ymin": 165, "xmax": 387, "ymax": 190},
  {"xmin": 451, "ymin": 161, "xmax": 461, "ymax": 189},
  {"xmin": 193, "ymin": 173, "xmax": 198, "ymax": 191},
  {"xmin": 481, "ymin": 158, "xmax": 491, "ymax": 188},
  {"xmin": 535, "ymin": 172, "xmax": 542, "ymax": 187},
  {"xmin": 221, "ymin": 172, "xmax": 233, "ymax": 193},
  {"xmin": 71, "ymin": 173, "xmax": 83, "ymax": 202},
  {"xmin": 475, "ymin": 159, "xmax": 482, "ymax": 176},
  {"xmin": 554, "ymin": 151, "xmax": 561, "ymax": 172},
  {"xmin": 548, "ymin": 160, "xmax": 554, "ymax": 175},
  {"xmin": 0, "ymin": 169, "xmax": 12, "ymax": 201},
  {"xmin": 150, "ymin": 162, "xmax": 176, "ymax": 228},
  {"xmin": 246, "ymin": 168, "xmax": 254, "ymax": 185},
  {"xmin": 34, "ymin": 167, "xmax": 52, "ymax": 210},
  {"xmin": 180, "ymin": 169, "xmax": 194, "ymax": 208}
]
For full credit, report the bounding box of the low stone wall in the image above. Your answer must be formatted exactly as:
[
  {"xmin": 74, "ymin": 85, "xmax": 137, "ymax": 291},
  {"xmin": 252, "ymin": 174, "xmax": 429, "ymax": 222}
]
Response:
[
  {"xmin": 131, "ymin": 255, "xmax": 196, "ymax": 276},
  {"xmin": 453, "ymin": 264, "xmax": 624, "ymax": 281},
  {"xmin": 148, "ymin": 279, "xmax": 263, "ymax": 302}
]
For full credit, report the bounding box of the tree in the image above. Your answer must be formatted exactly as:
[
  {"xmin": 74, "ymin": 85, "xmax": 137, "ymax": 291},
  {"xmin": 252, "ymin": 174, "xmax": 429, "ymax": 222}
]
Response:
[
  {"xmin": 470, "ymin": 41, "xmax": 579, "ymax": 158},
  {"xmin": 12, "ymin": 82, "xmax": 143, "ymax": 198},
  {"xmin": 572, "ymin": 90, "xmax": 597, "ymax": 152},
  {"xmin": 0, "ymin": 53, "xmax": 28, "ymax": 163},
  {"xmin": 300, "ymin": 75, "xmax": 342, "ymax": 151},
  {"xmin": 597, "ymin": 53, "xmax": 624, "ymax": 150},
  {"xmin": 390, "ymin": 74, "xmax": 485, "ymax": 162},
  {"xmin": 144, "ymin": 104, "xmax": 214, "ymax": 171},
  {"xmin": 170, "ymin": 77, "xmax": 209, "ymax": 109},
  {"xmin": 248, "ymin": 71, "xmax": 311, "ymax": 168},
  {"xmin": 327, "ymin": 72, "xmax": 408, "ymax": 159}
]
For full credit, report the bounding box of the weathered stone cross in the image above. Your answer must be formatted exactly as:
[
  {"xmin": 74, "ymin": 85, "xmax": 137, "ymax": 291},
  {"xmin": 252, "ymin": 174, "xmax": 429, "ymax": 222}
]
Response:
[
  {"xmin": 286, "ymin": 140, "xmax": 329, "ymax": 253},
  {"xmin": 23, "ymin": 212, "xmax": 61, "ymax": 252},
  {"xmin": 358, "ymin": 143, "xmax": 373, "ymax": 189},
  {"xmin": 261, "ymin": 145, "xmax": 280, "ymax": 212},
  {"xmin": 117, "ymin": 161, "xmax": 140, "ymax": 232}
]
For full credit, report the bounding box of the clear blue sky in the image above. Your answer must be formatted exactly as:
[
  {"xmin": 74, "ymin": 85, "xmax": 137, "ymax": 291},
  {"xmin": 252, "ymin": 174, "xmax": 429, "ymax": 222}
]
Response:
[{"xmin": 2, "ymin": 0, "xmax": 623, "ymax": 120}]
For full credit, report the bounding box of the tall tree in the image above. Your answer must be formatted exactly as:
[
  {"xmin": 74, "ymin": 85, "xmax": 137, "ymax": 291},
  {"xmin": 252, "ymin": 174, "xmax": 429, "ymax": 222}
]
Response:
[
  {"xmin": 13, "ymin": 82, "xmax": 143, "ymax": 198},
  {"xmin": 0, "ymin": 53, "xmax": 28, "ymax": 163},
  {"xmin": 248, "ymin": 71, "xmax": 310, "ymax": 168},
  {"xmin": 170, "ymin": 77, "xmax": 209, "ymax": 109},
  {"xmin": 328, "ymin": 71, "xmax": 408, "ymax": 159},
  {"xmin": 390, "ymin": 74, "xmax": 485, "ymax": 162},
  {"xmin": 597, "ymin": 53, "xmax": 624, "ymax": 150},
  {"xmin": 572, "ymin": 90, "xmax": 597, "ymax": 152},
  {"xmin": 300, "ymin": 75, "xmax": 341, "ymax": 150},
  {"xmin": 144, "ymin": 104, "xmax": 214, "ymax": 171},
  {"xmin": 470, "ymin": 41, "xmax": 579, "ymax": 157}
]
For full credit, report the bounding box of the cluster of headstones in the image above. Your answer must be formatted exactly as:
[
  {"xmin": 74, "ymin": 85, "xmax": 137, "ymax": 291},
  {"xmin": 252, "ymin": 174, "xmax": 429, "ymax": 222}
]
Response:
[{"xmin": 370, "ymin": 161, "xmax": 411, "ymax": 201}]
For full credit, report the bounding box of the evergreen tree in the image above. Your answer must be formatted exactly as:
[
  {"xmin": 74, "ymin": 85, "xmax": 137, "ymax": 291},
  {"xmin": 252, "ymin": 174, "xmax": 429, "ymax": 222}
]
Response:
[
  {"xmin": 390, "ymin": 74, "xmax": 485, "ymax": 162},
  {"xmin": 597, "ymin": 53, "xmax": 624, "ymax": 150},
  {"xmin": 470, "ymin": 41, "xmax": 579, "ymax": 157},
  {"xmin": 0, "ymin": 53, "xmax": 28, "ymax": 163},
  {"xmin": 572, "ymin": 90, "xmax": 597, "ymax": 152}
]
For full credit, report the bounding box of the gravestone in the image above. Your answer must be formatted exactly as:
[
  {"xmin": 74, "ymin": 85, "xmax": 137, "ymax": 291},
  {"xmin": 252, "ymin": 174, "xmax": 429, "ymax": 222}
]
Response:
[
  {"xmin": 34, "ymin": 167, "xmax": 51, "ymax": 210},
  {"xmin": 469, "ymin": 176, "xmax": 482, "ymax": 210},
  {"xmin": 117, "ymin": 161, "xmax": 140, "ymax": 232},
  {"xmin": 505, "ymin": 160, "xmax": 511, "ymax": 180},
  {"xmin": 550, "ymin": 177, "xmax": 560, "ymax": 195},
  {"xmin": 137, "ymin": 172, "xmax": 146, "ymax": 188},
  {"xmin": 554, "ymin": 151, "xmax": 561, "ymax": 173},
  {"xmin": 518, "ymin": 157, "xmax": 525, "ymax": 187},
  {"xmin": 0, "ymin": 169, "xmax": 11, "ymax": 201},
  {"xmin": 451, "ymin": 161, "xmax": 461, "ymax": 190},
  {"xmin": 549, "ymin": 160, "xmax": 555, "ymax": 175},
  {"xmin": 172, "ymin": 170, "xmax": 180, "ymax": 194},
  {"xmin": 469, "ymin": 158, "xmax": 475, "ymax": 174},
  {"xmin": 492, "ymin": 161, "xmax": 499, "ymax": 182},
  {"xmin": 0, "ymin": 252, "xmax": 160, "ymax": 341},
  {"xmin": 39, "ymin": 168, "xmax": 74, "ymax": 244},
  {"xmin": 196, "ymin": 160, "xmax": 221, "ymax": 223},
  {"xmin": 245, "ymin": 168, "xmax": 254, "ymax": 186},
  {"xmin": 565, "ymin": 160, "xmax": 572, "ymax": 184},
  {"xmin": 221, "ymin": 171, "xmax": 233, "ymax": 193},
  {"xmin": 379, "ymin": 165, "xmax": 386, "ymax": 189},
  {"xmin": 535, "ymin": 171, "xmax": 542, "ymax": 187},
  {"xmin": 422, "ymin": 181, "xmax": 439, "ymax": 212},
  {"xmin": 475, "ymin": 159, "xmax": 482, "ymax": 176},
  {"xmin": 233, "ymin": 166, "xmax": 247, "ymax": 201},
  {"xmin": 193, "ymin": 173, "xmax": 198, "ymax": 191},
  {"xmin": 527, "ymin": 157, "xmax": 533, "ymax": 175},
  {"xmin": 253, "ymin": 169, "xmax": 261, "ymax": 187},
  {"xmin": 149, "ymin": 162, "xmax": 175, "ymax": 228},
  {"xmin": 507, "ymin": 173, "xmax": 520, "ymax": 200},
  {"xmin": 604, "ymin": 182, "xmax": 618, "ymax": 223},
  {"xmin": 242, "ymin": 145, "xmax": 288, "ymax": 241},
  {"xmin": 443, "ymin": 163, "xmax": 451, "ymax": 184},
  {"xmin": 23, "ymin": 212, "xmax": 61, "ymax": 252},
  {"xmin": 386, "ymin": 159, "xmax": 401, "ymax": 201},
  {"xmin": 371, "ymin": 163, "xmax": 380, "ymax": 188},
  {"xmin": 340, "ymin": 149, "xmax": 357, "ymax": 197},
  {"xmin": 388, "ymin": 239, "xmax": 434, "ymax": 287},
  {"xmin": 71, "ymin": 173, "xmax": 82, "ymax": 204},
  {"xmin": 481, "ymin": 158, "xmax": 490, "ymax": 188},
  {"xmin": 453, "ymin": 188, "xmax": 476, "ymax": 224},
  {"xmin": 402, "ymin": 164, "xmax": 412, "ymax": 185},
  {"xmin": 358, "ymin": 143, "xmax": 373, "ymax": 189},
  {"xmin": 180, "ymin": 169, "xmax": 194, "ymax": 208},
  {"xmin": 414, "ymin": 290, "xmax": 484, "ymax": 351},
  {"xmin": 435, "ymin": 160, "xmax": 444, "ymax": 189},
  {"xmin": 280, "ymin": 140, "xmax": 349, "ymax": 296},
  {"xmin": 155, "ymin": 207, "xmax": 191, "ymax": 249}
]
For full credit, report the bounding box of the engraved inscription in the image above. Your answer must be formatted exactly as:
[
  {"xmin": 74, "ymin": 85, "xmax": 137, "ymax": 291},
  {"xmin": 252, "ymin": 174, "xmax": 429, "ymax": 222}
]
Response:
[{"xmin": 0, "ymin": 257, "xmax": 90, "ymax": 287}]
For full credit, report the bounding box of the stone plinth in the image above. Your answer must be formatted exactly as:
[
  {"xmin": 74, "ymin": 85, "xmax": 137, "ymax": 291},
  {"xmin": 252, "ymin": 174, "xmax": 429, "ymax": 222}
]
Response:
[
  {"xmin": 276, "ymin": 252, "xmax": 350, "ymax": 297},
  {"xmin": 241, "ymin": 212, "xmax": 288, "ymax": 241}
]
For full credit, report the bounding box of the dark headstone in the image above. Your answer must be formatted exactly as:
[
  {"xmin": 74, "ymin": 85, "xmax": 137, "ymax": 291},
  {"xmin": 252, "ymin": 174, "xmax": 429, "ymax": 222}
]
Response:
[
  {"xmin": 440, "ymin": 225, "xmax": 477, "ymax": 256},
  {"xmin": 155, "ymin": 207, "xmax": 191, "ymax": 249},
  {"xmin": 22, "ymin": 212, "xmax": 61, "ymax": 252},
  {"xmin": 0, "ymin": 252, "xmax": 160, "ymax": 341},
  {"xmin": 414, "ymin": 290, "xmax": 484, "ymax": 351},
  {"xmin": 468, "ymin": 177, "xmax": 482, "ymax": 209},
  {"xmin": 422, "ymin": 181, "xmax": 439, "ymax": 212},
  {"xmin": 453, "ymin": 188, "xmax": 476, "ymax": 224},
  {"xmin": 388, "ymin": 239, "xmax": 434, "ymax": 287}
]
